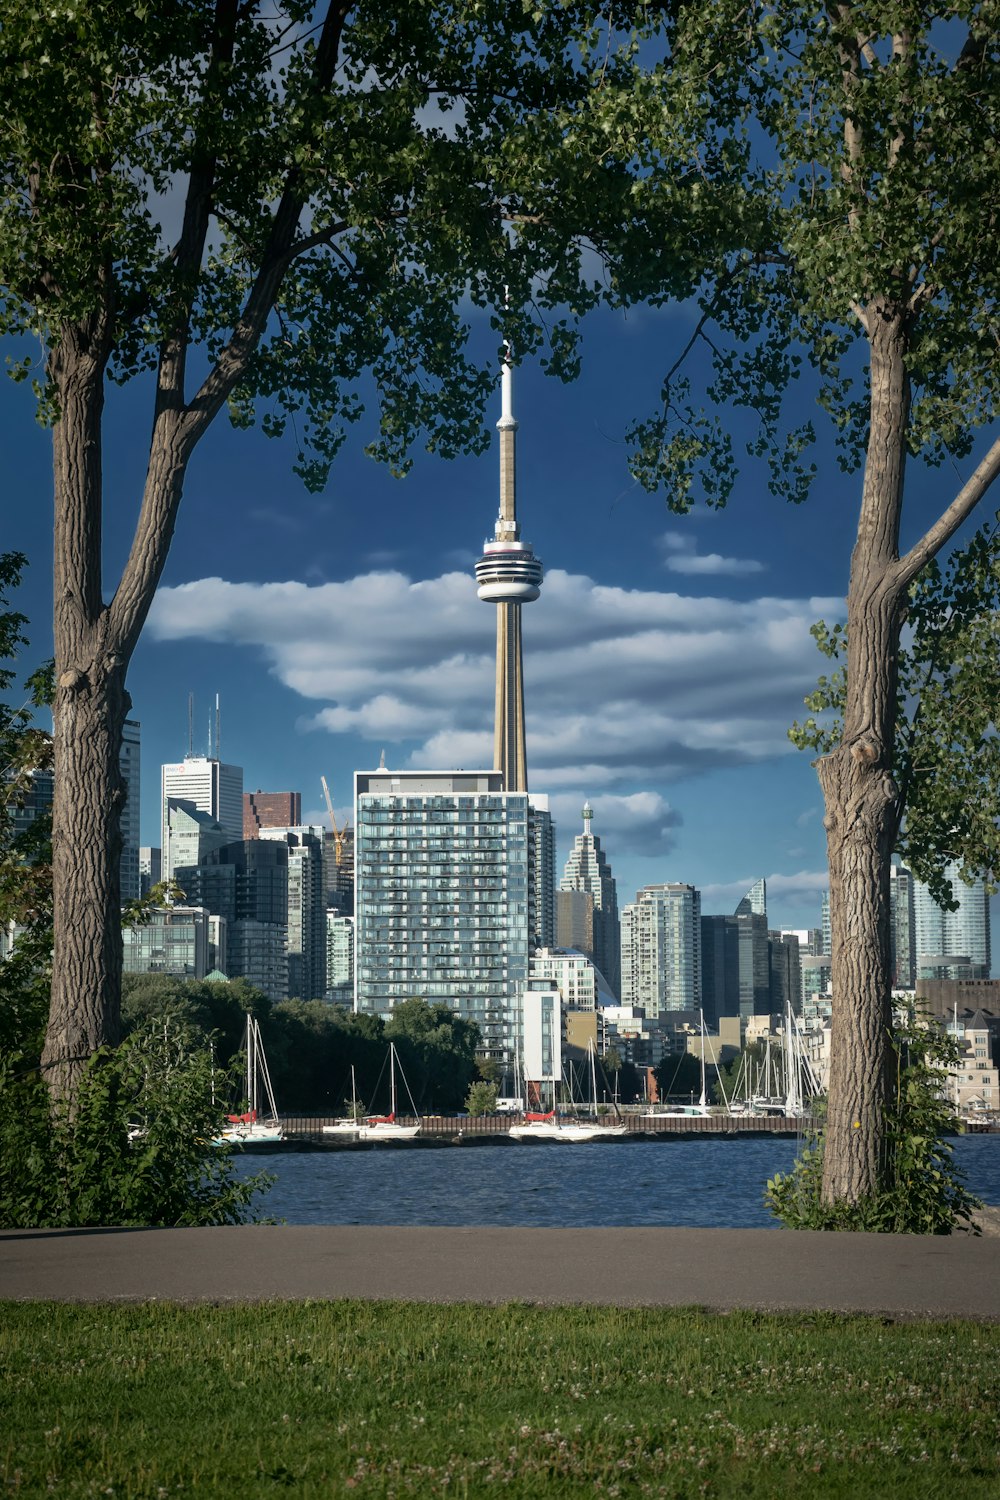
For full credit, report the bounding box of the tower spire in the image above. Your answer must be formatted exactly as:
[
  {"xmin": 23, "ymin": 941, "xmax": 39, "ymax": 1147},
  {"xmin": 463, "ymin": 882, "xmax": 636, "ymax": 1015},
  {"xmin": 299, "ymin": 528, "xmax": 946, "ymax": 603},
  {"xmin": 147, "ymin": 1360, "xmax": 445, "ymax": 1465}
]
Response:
[{"xmin": 474, "ymin": 331, "xmax": 543, "ymax": 794}]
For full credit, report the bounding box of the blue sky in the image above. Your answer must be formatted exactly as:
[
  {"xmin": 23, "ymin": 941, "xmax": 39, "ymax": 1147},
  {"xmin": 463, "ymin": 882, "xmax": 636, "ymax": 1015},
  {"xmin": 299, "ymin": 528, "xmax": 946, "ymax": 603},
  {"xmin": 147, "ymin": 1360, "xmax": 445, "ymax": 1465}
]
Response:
[{"xmin": 2, "ymin": 300, "xmax": 993, "ymax": 935}]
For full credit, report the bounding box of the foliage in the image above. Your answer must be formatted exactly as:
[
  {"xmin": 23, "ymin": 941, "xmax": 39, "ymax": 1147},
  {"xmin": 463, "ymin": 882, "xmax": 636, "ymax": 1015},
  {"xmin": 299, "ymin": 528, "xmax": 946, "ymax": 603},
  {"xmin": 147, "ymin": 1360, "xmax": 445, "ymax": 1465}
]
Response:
[
  {"xmin": 464, "ymin": 1080, "xmax": 498, "ymax": 1116},
  {"xmin": 4, "ymin": 1302, "xmax": 1000, "ymax": 1498},
  {"xmin": 0, "ymin": 1020, "xmax": 270, "ymax": 1228},
  {"xmin": 0, "ymin": 553, "xmax": 53, "ymax": 1057},
  {"xmin": 385, "ymin": 998, "xmax": 481, "ymax": 1112},
  {"xmin": 712, "ymin": 1042, "xmax": 767, "ymax": 1107},
  {"xmin": 791, "ymin": 516, "xmax": 1000, "ymax": 907},
  {"xmin": 767, "ymin": 1014, "xmax": 982, "ymax": 1234},
  {"xmin": 653, "ymin": 1051, "xmax": 704, "ymax": 1102}
]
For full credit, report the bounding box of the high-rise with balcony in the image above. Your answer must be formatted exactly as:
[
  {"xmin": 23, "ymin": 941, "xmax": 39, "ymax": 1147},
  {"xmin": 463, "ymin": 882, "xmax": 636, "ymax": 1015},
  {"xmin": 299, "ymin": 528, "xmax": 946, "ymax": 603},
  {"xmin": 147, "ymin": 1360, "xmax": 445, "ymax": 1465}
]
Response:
[
  {"xmin": 353, "ymin": 767, "xmax": 532, "ymax": 1061},
  {"xmin": 621, "ymin": 883, "xmax": 701, "ymax": 1017},
  {"xmin": 559, "ymin": 802, "xmax": 621, "ymax": 997},
  {"xmin": 913, "ymin": 861, "xmax": 991, "ymax": 980}
]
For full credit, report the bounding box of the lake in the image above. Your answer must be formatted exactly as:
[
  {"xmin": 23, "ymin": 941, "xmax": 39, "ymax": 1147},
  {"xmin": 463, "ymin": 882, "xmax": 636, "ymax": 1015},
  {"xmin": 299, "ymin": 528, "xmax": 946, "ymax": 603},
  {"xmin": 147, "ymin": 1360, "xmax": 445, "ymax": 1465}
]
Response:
[{"xmin": 236, "ymin": 1134, "xmax": 1000, "ymax": 1229}]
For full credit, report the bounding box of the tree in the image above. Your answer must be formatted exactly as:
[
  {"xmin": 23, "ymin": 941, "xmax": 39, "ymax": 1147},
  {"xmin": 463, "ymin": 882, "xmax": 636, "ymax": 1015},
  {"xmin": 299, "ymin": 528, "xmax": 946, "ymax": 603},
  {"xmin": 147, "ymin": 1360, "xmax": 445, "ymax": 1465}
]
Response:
[
  {"xmin": 385, "ymin": 997, "xmax": 481, "ymax": 1112},
  {"xmin": 1, "ymin": 2, "xmax": 688, "ymax": 1103},
  {"xmin": 625, "ymin": 4, "xmax": 1000, "ymax": 1209},
  {"xmin": 464, "ymin": 1080, "xmax": 498, "ymax": 1116}
]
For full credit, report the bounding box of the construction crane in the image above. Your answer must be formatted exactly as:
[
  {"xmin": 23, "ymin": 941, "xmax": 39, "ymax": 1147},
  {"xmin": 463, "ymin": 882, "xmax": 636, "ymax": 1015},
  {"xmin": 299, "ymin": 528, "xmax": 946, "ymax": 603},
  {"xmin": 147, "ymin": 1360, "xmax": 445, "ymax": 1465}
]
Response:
[{"xmin": 320, "ymin": 775, "xmax": 350, "ymax": 866}]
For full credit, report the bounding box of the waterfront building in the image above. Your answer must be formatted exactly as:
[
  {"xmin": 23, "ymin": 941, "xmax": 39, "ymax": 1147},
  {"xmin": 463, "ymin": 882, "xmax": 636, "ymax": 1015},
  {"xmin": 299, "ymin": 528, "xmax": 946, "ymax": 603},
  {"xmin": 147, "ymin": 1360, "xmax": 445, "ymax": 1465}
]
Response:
[
  {"xmin": 259, "ymin": 825, "xmax": 327, "ymax": 1000},
  {"xmin": 161, "ymin": 754, "xmax": 243, "ymax": 878},
  {"xmin": 947, "ymin": 1010, "xmax": 1000, "ymax": 1114},
  {"xmin": 559, "ymin": 802, "xmax": 621, "ymax": 999},
  {"xmin": 913, "ymin": 861, "xmax": 991, "ymax": 981},
  {"xmin": 353, "ymin": 766, "xmax": 533, "ymax": 1060},
  {"xmin": 244, "ymin": 789, "xmax": 301, "ymax": 839},
  {"xmin": 522, "ymin": 982, "xmax": 562, "ymax": 1100},
  {"xmin": 621, "ymin": 883, "xmax": 701, "ymax": 1018}
]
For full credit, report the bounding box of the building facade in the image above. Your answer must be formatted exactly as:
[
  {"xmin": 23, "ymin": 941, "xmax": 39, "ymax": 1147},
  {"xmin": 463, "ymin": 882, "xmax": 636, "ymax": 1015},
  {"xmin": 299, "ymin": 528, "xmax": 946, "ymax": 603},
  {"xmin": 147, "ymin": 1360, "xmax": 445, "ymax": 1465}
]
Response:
[
  {"xmin": 243, "ymin": 790, "xmax": 302, "ymax": 839},
  {"xmin": 122, "ymin": 903, "xmax": 213, "ymax": 979},
  {"xmin": 326, "ymin": 912, "xmax": 355, "ymax": 1003},
  {"xmin": 559, "ymin": 802, "xmax": 621, "ymax": 999},
  {"xmin": 620, "ymin": 883, "xmax": 701, "ymax": 1018},
  {"xmin": 259, "ymin": 825, "xmax": 327, "ymax": 1000},
  {"xmin": 913, "ymin": 861, "xmax": 991, "ymax": 981},
  {"xmin": 353, "ymin": 768, "xmax": 532, "ymax": 1061},
  {"xmin": 119, "ymin": 718, "xmax": 141, "ymax": 904},
  {"xmin": 161, "ymin": 755, "xmax": 243, "ymax": 878}
]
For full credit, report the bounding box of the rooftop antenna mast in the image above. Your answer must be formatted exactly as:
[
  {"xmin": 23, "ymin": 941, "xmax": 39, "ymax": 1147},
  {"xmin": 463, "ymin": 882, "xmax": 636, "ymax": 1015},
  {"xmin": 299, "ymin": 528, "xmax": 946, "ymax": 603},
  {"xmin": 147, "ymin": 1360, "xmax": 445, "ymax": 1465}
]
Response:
[
  {"xmin": 187, "ymin": 693, "xmax": 194, "ymax": 758},
  {"xmin": 215, "ymin": 693, "xmax": 221, "ymax": 761}
]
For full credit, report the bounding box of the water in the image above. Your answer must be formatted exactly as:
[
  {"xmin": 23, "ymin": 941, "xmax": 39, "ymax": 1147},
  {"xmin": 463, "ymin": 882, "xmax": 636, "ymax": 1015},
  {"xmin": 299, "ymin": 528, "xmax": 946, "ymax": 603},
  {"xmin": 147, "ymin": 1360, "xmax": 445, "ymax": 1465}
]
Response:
[{"xmin": 236, "ymin": 1134, "xmax": 1000, "ymax": 1229}]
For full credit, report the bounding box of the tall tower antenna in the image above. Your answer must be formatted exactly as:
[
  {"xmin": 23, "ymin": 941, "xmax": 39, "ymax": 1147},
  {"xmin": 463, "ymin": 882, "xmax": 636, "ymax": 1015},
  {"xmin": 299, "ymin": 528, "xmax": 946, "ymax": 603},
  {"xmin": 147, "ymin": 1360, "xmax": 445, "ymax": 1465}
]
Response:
[
  {"xmin": 474, "ymin": 329, "xmax": 543, "ymax": 792},
  {"xmin": 215, "ymin": 693, "xmax": 221, "ymax": 761}
]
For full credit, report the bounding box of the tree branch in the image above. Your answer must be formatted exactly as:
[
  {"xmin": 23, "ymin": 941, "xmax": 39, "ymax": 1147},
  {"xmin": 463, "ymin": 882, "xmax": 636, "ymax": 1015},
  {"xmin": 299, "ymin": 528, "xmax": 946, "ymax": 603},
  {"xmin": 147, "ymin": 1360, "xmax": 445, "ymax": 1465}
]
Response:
[{"xmin": 894, "ymin": 435, "xmax": 1000, "ymax": 591}]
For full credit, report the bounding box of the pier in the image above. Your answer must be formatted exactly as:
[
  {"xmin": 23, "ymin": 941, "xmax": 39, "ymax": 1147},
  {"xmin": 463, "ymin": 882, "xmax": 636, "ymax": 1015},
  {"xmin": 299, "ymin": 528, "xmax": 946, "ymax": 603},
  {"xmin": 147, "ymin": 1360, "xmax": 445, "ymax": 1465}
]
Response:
[{"xmin": 275, "ymin": 1112, "xmax": 820, "ymax": 1148}]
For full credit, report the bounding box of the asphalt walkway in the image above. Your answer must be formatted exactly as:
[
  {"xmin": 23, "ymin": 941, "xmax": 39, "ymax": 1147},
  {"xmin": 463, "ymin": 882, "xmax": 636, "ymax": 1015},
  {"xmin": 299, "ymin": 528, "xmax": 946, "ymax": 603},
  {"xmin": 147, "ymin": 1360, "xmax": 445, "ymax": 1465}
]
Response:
[{"xmin": 2, "ymin": 1224, "xmax": 999, "ymax": 1319}]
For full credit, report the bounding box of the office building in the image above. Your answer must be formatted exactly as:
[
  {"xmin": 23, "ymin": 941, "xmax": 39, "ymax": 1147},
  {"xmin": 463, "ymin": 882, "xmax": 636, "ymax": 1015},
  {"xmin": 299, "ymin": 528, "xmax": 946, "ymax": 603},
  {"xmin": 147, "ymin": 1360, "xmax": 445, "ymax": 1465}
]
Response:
[
  {"xmin": 528, "ymin": 796, "xmax": 555, "ymax": 950},
  {"xmin": 556, "ymin": 889, "xmax": 594, "ymax": 954},
  {"xmin": 259, "ymin": 825, "xmax": 327, "ymax": 1000},
  {"xmin": 735, "ymin": 877, "xmax": 767, "ymax": 919},
  {"xmin": 700, "ymin": 911, "xmax": 770, "ymax": 1025},
  {"xmin": 161, "ymin": 754, "xmax": 243, "ymax": 877},
  {"xmin": 621, "ymin": 883, "xmax": 701, "ymax": 1018},
  {"xmin": 768, "ymin": 929, "xmax": 802, "ymax": 1015},
  {"xmin": 244, "ymin": 790, "xmax": 302, "ymax": 839},
  {"xmin": 559, "ymin": 802, "xmax": 621, "ymax": 998},
  {"xmin": 913, "ymin": 861, "xmax": 991, "ymax": 981},
  {"xmin": 353, "ymin": 767, "xmax": 532, "ymax": 1060},
  {"xmin": 174, "ymin": 837, "xmax": 288, "ymax": 1000}
]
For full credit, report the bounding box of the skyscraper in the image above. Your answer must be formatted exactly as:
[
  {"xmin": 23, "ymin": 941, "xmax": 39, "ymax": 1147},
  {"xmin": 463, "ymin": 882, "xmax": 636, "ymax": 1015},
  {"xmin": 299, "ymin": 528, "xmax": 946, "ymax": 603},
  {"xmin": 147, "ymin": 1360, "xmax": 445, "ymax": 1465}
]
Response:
[
  {"xmin": 620, "ymin": 883, "xmax": 701, "ymax": 1017},
  {"xmin": 474, "ymin": 348, "xmax": 543, "ymax": 793},
  {"xmin": 559, "ymin": 802, "xmax": 621, "ymax": 997},
  {"xmin": 353, "ymin": 767, "xmax": 532, "ymax": 1060},
  {"xmin": 259, "ymin": 825, "xmax": 327, "ymax": 1000},
  {"xmin": 913, "ymin": 861, "xmax": 991, "ymax": 980},
  {"xmin": 161, "ymin": 754, "xmax": 243, "ymax": 878},
  {"xmin": 734, "ymin": 877, "xmax": 767, "ymax": 920},
  {"xmin": 889, "ymin": 862, "xmax": 916, "ymax": 988}
]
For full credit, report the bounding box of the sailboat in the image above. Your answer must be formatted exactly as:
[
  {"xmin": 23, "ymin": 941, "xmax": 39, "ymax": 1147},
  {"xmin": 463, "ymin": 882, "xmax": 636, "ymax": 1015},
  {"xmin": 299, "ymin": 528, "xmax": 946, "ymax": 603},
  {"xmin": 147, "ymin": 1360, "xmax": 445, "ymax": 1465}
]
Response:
[
  {"xmin": 216, "ymin": 1015, "xmax": 284, "ymax": 1146},
  {"xmin": 509, "ymin": 1040, "xmax": 627, "ymax": 1142},
  {"xmin": 322, "ymin": 1043, "xmax": 421, "ymax": 1142},
  {"xmin": 646, "ymin": 1011, "xmax": 717, "ymax": 1119}
]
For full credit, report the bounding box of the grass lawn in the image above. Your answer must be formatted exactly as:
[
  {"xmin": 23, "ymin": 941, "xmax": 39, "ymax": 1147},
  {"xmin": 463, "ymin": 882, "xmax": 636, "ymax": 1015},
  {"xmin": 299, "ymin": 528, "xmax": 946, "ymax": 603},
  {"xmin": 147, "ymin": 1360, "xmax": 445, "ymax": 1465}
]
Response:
[{"xmin": 1, "ymin": 1301, "xmax": 998, "ymax": 1498}]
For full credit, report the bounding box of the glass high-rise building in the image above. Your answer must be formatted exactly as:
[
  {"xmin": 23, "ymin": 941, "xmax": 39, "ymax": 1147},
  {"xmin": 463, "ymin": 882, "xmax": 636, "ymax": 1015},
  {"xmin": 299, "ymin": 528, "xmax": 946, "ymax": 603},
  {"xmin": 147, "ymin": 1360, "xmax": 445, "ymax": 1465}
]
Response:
[
  {"xmin": 119, "ymin": 719, "xmax": 141, "ymax": 904},
  {"xmin": 354, "ymin": 768, "xmax": 533, "ymax": 1061},
  {"xmin": 620, "ymin": 883, "xmax": 701, "ymax": 1017},
  {"xmin": 259, "ymin": 825, "xmax": 327, "ymax": 1001},
  {"xmin": 161, "ymin": 755, "xmax": 243, "ymax": 878},
  {"xmin": 890, "ymin": 862, "xmax": 916, "ymax": 989},
  {"xmin": 913, "ymin": 861, "xmax": 991, "ymax": 980},
  {"xmin": 559, "ymin": 802, "xmax": 621, "ymax": 998}
]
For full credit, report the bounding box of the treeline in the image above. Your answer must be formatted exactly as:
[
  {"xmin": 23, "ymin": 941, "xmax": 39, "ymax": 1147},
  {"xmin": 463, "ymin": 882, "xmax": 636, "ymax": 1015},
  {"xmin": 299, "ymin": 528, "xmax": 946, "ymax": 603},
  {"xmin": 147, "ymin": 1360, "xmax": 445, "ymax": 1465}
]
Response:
[{"xmin": 122, "ymin": 976, "xmax": 482, "ymax": 1116}]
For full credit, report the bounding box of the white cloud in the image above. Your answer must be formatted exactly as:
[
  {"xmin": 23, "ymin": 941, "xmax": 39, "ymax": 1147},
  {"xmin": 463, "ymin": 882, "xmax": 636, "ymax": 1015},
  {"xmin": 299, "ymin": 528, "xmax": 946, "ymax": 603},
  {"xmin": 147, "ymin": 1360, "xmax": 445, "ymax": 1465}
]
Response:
[
  {"xmin": 699, "ymin": 870, "xmax": 829, "ymax": 909},
  {"xmin": 660, "ymin": 533, "xmax": 765, "ymax": 577},
  {"xmin": 148, "ymin": 567, "xmax": 842, "ymax": 795}
]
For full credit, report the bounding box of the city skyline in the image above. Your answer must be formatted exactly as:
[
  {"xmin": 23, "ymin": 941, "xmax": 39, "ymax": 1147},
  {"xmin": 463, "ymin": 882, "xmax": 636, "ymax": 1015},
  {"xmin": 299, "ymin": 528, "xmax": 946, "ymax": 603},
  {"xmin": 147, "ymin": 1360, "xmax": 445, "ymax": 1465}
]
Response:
[{"xmin": 4, "ymin": 302, "xmax": 994, "ymax": 938}]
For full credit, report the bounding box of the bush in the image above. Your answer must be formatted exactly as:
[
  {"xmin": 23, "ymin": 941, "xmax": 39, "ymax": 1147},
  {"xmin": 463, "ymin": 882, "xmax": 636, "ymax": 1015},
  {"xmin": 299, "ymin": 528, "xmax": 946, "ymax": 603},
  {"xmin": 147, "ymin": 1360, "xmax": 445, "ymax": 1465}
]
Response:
[
  {"xmin": 766, "ymin": 1013, "xmax": 982, "ymax": 1234},
  {"xmin": 464, "ymin": 1081, "xmax": 498, "ymax": 1116},
  {"xmin": 0, "ymin": 1020, "xmax": 272, "ymax": 1228}
]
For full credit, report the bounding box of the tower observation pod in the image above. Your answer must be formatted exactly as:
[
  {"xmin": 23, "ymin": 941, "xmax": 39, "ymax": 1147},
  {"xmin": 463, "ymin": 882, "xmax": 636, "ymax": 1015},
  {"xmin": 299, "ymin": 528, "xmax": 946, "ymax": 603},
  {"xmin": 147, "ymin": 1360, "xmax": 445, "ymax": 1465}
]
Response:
[{"xmin": 474, "ymin": 350, "xmax": 543, "ymax": 793}]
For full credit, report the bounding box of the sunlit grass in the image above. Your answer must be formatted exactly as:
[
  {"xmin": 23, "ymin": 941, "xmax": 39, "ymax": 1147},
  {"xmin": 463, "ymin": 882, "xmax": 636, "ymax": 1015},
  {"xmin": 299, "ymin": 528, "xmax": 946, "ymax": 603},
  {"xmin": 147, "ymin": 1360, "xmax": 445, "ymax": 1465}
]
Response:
[{"xmin": 2, "ymin": 1301, "xmax": 999, "ymax": 1497}]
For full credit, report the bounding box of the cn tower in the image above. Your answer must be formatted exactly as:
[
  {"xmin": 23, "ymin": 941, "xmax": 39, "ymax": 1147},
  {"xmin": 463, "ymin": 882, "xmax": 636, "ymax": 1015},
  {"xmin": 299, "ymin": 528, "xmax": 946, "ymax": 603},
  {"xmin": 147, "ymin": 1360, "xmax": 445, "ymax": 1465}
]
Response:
[{"xmin": 474, "ymin": 351, "xmax": 543, "ymax": 792}]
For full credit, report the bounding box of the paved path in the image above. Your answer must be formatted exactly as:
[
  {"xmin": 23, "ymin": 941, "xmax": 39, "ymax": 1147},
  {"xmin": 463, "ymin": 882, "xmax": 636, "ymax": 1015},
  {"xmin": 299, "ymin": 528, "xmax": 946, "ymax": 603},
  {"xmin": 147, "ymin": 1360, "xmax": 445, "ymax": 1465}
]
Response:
[{"xmin": 2, "ymin": 1225, "xmax": 999, "ymax": 1320}]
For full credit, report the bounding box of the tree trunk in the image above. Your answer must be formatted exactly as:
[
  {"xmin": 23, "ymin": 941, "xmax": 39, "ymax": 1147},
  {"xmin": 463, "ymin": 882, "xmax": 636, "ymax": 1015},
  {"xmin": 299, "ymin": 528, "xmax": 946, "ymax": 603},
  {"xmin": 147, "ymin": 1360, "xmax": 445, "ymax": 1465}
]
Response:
[
  {"xmin": 40, "ymin": 328, "xmax": 128, "ymax": 1102},
  {"xmin": 818, "ymin": 301, "xmax": 910, "ymax": 1206}
]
